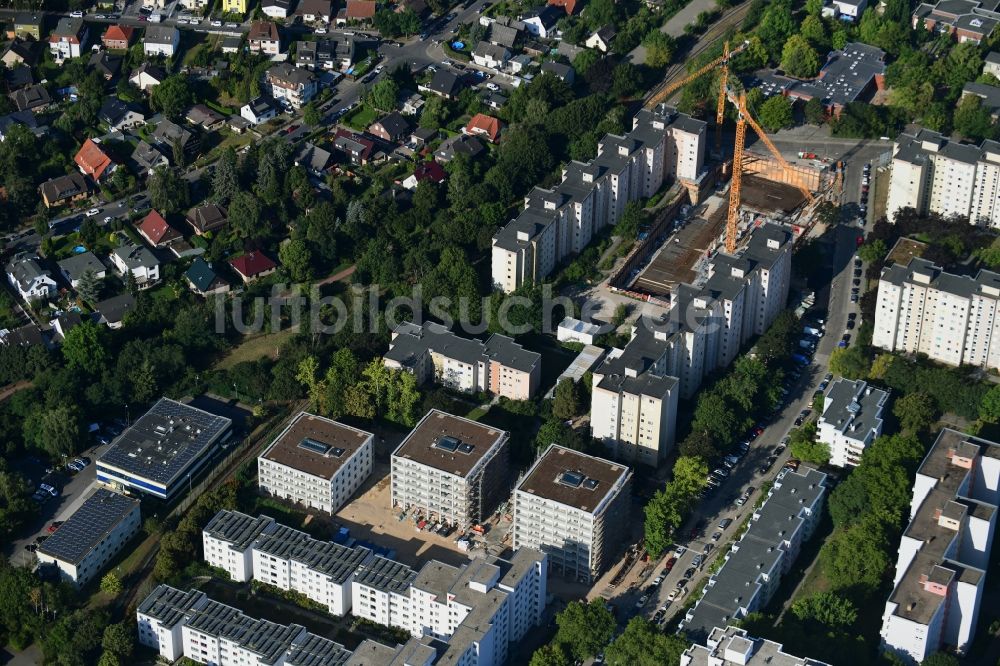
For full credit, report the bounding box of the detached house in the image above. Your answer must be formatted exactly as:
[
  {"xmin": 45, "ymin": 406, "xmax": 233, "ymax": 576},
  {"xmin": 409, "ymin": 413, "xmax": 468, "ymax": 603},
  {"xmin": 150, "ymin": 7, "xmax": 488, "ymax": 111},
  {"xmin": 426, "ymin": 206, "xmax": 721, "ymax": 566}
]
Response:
[
  {"xmin": 293, "ymin": 142, "xmax": 333, "ymax": 176},
  {"xmin": 49, "ymin": 17, "xmax": 88, "ymax": 62},
  {"xmin": 221, "ymin": 0, "xmax": 249, "ymax": 13},
  {"xmin": 6, "ymin": 256, "xmax": 56, "ymax": 302},
  {"xmin": 151, "ymin": 119, "xmax": 200, "ymax": 161},
  {"xmin": 130, "ymin": 63, "xmax": 167, "ymax": 92},
  {"xmin": 332, "ymin": 128, "xmax": 376, "ymax": 165},
  {"xmin": 185, "ymin": 258, "xmax": 230, "ymax": 297},
  {"xmin": 265, "ymin": 63, "xmax": 317, "ymax": 109},
  {"xmin": 402, "ymin": 160, "xmax": 446, "ymax": 190},
  {"xmin": 547, "ymin": 0, "xmax": 578, "ymax": 14},
  {"xmin": 338, "ymin": 0, "xmax": 376, "ymax": 24},
  {"xmin": 40, "ymin": 172, "xmax": 92, "ymax": 208},
  {"xmin": 11, "ymin": 13, "xmax": 43, "ymax": 41},
  {"xmin": 419, "ymin": 69, "xmax": 463, "ymax": 99},
  {"xmin": 103, "ymin": 25, "xmax": 136, "ymax": 50},
  {"xmin": 262, "ymin": 0, "xmax": 294, "ymax": 19},
  {"xmin": 74, "ymin": 138, "xmax": 116, "ymax": 183},
  {"xmin": 58, "ymin": 252, "xmax": 106, "ymax": 289},
  {"xmin": 463, "ymin": 113, "xmax": 501, "ymax": 143},
  {"xmin": 368, "ymin": 111, "xmax": 410, "ymax": 143},
  {"xmin": 10, "ymin": 84, "xmax": 51, "ymax": 112},
  {"xmin": 100, "ymin": 97, "xmax": 145, "ymax": 131},
  {"xmin": 143, "ymin": 25, "xmax": 180, "ymax": 58},
  {"xmin": 522, "ymin": 5, "xmax": 561, "ymax": 38},
  {"xmin": 136, "ymin": 210, "xmax": 182, "ymax": 248},
  {"xmin": 297, "ymin": 0, "xmax": 333, "ymax": 23},
  {"xmin": 2, "ymin": 38, "xmax": 39, "ymax": 69},
  {"xmin": 132, "ymin": 141, "xmax": 169, "ymax": 175},
  {"xmin": 185, "ymin": 104, "xmax": 225, "ymax": 131},
  {"xmin": 541, "ymin": 60, "xmax": 574, "ymax": 83},
  {"xmin": 186, "ymin": 204, "xmax": 228, "ymax": 235},
  {"xmin": 241, "ymin": 97, "xmax": 278, "ymax": 125},
  {"xmin": 248, "ymin": 21, "xmax": 281, "ymax": 56},
  {"xmin": 110, "ymin": 236, "xmax": 161, "ymax": 289},
  {"xmin": 472, "ymin": 42, "xmax": 510, "ymax": 70},
  {"xmin": 435, "ymin": 134, "xmax": 484, "ymax": 162},
  {"xmin": 585, "ymin": 25, "xmax": 616, "ymax": 52},
  {"xmin": 89, "ymin": 51, "xmax": 122, "ymax": 81},
  {"xmin": 230, "ymin": 252, "xmax": 277, "ymax": 283}
]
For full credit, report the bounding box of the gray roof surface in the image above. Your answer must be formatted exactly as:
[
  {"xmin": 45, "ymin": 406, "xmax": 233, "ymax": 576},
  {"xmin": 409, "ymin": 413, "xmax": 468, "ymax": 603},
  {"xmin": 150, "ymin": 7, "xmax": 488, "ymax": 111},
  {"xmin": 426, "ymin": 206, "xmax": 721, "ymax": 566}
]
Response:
[
  {"xmin": 203, "ymin": 510, "xmax": 275, "ymax": 551},
  {"xmin": 144, "ymin": 25, "xmax": 178, "ymax": 44},
  {"xmin": 683, "ymin": 626, "xmax": 831, "ymax": 665},
  {"xmin": 37, "ymin": 488, "xmax": 138, "ymax": 565},
  {"xmin": 137, "ymin": 584, "xmax": 206, "ymax": 627},
  {"xmin": 286, "ymin": 633, "xmax": 353, "ymax": 666},
  {"xmin": 820, "ymin": 379, "xmax": 887, "ymax": 445},
  {"xmin": 113, "ymin": 237, "xmax": 160, "ymax": 271},
  {"xmin": 57, "ymin": 251, "xmax": 104, "ymax": 282},
  {"xmin": 881, "ymin": 256, "xmax": 1000, "ymax": 300},
  {"xmin": 253, "ymin": 522, "xmax": 372, "ymax": 584},
  {"xmin": 354, "ymin": 554, "xmax": 417, "ymax": 593}
]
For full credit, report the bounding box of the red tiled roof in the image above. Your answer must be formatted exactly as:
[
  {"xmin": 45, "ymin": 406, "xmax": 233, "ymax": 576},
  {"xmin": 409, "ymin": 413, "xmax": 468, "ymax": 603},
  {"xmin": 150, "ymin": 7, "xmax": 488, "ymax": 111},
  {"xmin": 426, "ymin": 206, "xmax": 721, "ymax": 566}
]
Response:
[
  {"xmin": 465, "ymin": 113, "xmax": 501, "ymax": 142},
  {"xmin": 137, "ymin": 209, "xmax": 181, "ymax": 245},
  {"xmin": 103, "ymin": 24, "xmax": 135, "ymax": 45},
  {"xmin": 230, "ymin": 251, "xmax": 277, "ymax": 277},
  {"xmin": 346, "ymin": 0, "xmax": 377, "ymax": 18},
  {"xmin": 248, "ymin": 20, "xmax": 279, "ymax": 41},
  {"xmin": 74, "ymin": 138, "xmax": 113, "ymax": 181},
  {"xmin": 548, "ymin": 0, "xmax": 577, "ymax": 14},
  {"xmin": 413, "ymin": 160, "xmax": 446, "ymax": 184}
]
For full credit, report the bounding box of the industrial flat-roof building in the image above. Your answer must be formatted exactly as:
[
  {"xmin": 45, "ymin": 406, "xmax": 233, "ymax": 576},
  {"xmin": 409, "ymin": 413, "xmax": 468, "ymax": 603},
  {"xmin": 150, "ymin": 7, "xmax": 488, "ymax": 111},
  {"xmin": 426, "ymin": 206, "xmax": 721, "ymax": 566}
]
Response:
[
  {"xmin": 680, "ymin": 626, "xmax": 831, "ymax": 665},
  {"xmin": 258, "ymin": 412, "xmax": 374, "ymax": 515},
  {"xmin": 97, "ymin": 397, "xmax": 233, "ymax": 499},
  {"xmin": 36, "ymin": 488, "xmax": 140, "ymax": 587},
  {"xmin": 391, "ymin": 410, "xmax": 510, "ymax": 529},
  {"xmin": 880, "ymin": 429, "xmax": 1000, "ymax": 663},
  {"xmin": 513, "ymin": 444, "xmax": 632, "ymax": 583},
  {"xmin": 817, "ymin": 379, "xmax": 889, "ymax": 467}
]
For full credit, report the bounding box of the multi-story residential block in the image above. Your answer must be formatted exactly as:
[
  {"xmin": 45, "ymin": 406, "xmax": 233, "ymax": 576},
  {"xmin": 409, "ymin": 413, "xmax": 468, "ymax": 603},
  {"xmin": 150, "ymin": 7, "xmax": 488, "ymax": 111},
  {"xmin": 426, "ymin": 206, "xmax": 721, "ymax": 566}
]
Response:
[
  {"xmin": 248, "ymin": 21, "xmax": 281, "ymax": 55},
  {"xmin": 817, "ymin": 379, "xmax": 888, "ymax": 467},
  {"xmin": 40, "ymin": 172, "xmax": 91, "ymax": 208},
  {"xmin": 295, "ymin": 37, "xmax": 354, "ymax": 71},
  {"xmin": 36, "ymin": 488, "xmax": 140, "ymax": 587},
  {"xmin": 679, "ymin": 468, "xmax": 827, "ymax": 641},
  {"xmin": 12, "ymin": 12, "xmax": 43, "ymax": 40},
  {"xmin": 257, "ymin": 411, "xmax": 374, "ymax": 514},
  {"xmin": 352, "ymin": 555, "xmax": 418, "ymax": 629},
  {"xmin": 391, "ymin": 410, "xmax": 510, "ymax": 529},
  {"xmin": 202, "ymin": 511, "xmax": 276, "ymax": 582},
  {"xmin": 885, "ymin": 127, "xmax": 1000, "ymax": 226},
  {"xmin": 97, "ymin": 398, "xmax": 233, "ymax": 499},
  {"xmin": 590, "ymin": 223, "xmax": 792, "ymax": 465},
  {"xmin": 383, "ymin": 321, "xmax": 541, "ymax": 400},
  {"xmin": 880, "ymin": 429, "xmax": 1000, "ymax": 663},
  {"xmin": 873, "ymin": 256, "xmax": 1000, "ymax": 369},
  {"xmin": 680, "ymin": 626, "xmax": 832, "ymax": 665},
  {"xmin": 492, "ymin": 104, "xmax": 706, "ymax": 293},
  {"xmin": 265, "ymin": 63, "xmax": 318, "ymax": 109},
  {"xmin": 49, "ymin": 17, "xmax": 88, "ymax": 62},
  {"xmin": 513, "ymin": 444, "xmax": 632, "ymax": 582}
]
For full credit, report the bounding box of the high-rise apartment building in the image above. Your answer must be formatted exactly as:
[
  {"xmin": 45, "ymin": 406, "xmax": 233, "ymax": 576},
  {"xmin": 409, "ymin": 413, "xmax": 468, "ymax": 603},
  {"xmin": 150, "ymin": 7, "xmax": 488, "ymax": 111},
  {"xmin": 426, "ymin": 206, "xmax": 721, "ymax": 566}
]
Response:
[
  {"xmin": 680, "ymin": 626, "xmax": 831, "ymax": 665},
  {"xmin": 817, "ymin": 379, "xmax": 888, "ymax": 468}
]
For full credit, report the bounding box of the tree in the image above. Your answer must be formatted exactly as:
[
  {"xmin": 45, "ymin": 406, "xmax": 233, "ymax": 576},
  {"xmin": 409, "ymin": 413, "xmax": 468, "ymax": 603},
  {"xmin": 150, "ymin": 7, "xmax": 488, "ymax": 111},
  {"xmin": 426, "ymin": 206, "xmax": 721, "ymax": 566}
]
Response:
[
  {"xmin": 534, "ymin": 418, "xmax": 585, "ymax": 453},
  {"xmin": 99, "ymin": 571, "xmax": 123, "ymax": 596},
  {"xmin": 643, "ymin": 32, "xmax": 675, "ymax": 69},
  {"xmin": 806, "ymin": 0, "xmax": 823, "ymax": 15},
  {"xmin": 920, "ymin": 654, "xmax": 960, "ymax": 666},
  {"xmin": 791, "ymin": 591, "xmax": 858, "ymax": 627},
  {"xmin": 24, "ymin": 404, "xmax": 81, "ymax": 458},
  {"xmin": 829, "ymin": 345, "xmax": 870, "ymax": 380},
  {"xmin": 604, "ymin": 617, "xmax": 688, "ymax": 666},
  {"xmin": 303, "ymin": 102, "xmax": 321, "ymax": 126},
  {"xmin": 101, "ymin": 623, "xmax": 134, "ymax": 659},
  {"xmin": 76, "ymin": 268, "xmax": 102, "ymax": 304},
  {"xmin": 757, "ymin": 95, "xmax": 794, "ymax": 132},
  {"xmin": 61, "ymin": 320, "xmax": 107, "ymax": 375},
  {"xmin": 148, "ymin": 167, "xmax": 190, "ymax": 215},
  {"xmin": 804, "ymin": 97, "xmax": 826, "ymax": 125},
  {"xmin": 672, "ymin": 456, "xmax": 708, "ymax": 496},
  {"xmin": 858, "ymin": 238, "xmax": 888, "ymax": 264},
  {"xmin": 554, "ymin": 600, "xmax": 615, "ymax": 661},
  {"xmin": 171, "ymin": 137, "xmax": 187, "ymax": 169},
  {"xmin": 0, "ymin": 461, "xmax": 33, "ymax": 540},
  {"xmin": 228, "ymin": 191, "xmax": 267, "ymax": 241},
  {"xmin": 212, "ymin": 147, "xmax": 239, "ymax": 205},
  {"xmin": 279, "ymin": 238, "xmax": 313, "ymax": 282},
  {"xmin": 150, "ymin": 75, "xmax": 193, "ymax": 121},
  {"xmin": 304, "ymin": 203, "xmax": 339, "ymax": 265},
  {"xmin": 820, "ymin": 518, "xmax": 891, "ymax": 591},
  {"xmin": 369, "ymin": 77, "xmax": 400, "ymax": 113},
  {"xmin": 611, "ymin": 62, "xmax": 642, "ymax": 98},
  {"xmin": 757, "ymin": 5, "xmax": 795, "ymax": 60},
  {"xmin": 789, "ymin": 422, "xmax": 829, "ymax": 465},
  {"xmin": 800, "ymin": 15, "xmax": 828, "ymax": 49},
  {"xmin": 552, "ymin": 378, "xmax": 582, "ymax": 420},
  {"xmin": 781, "ymin": 35, "xmax": 821, "ymax": 78},
  {"xmin": 953, "ymin": 94, "xmax": 996, "ymax": 142},
  {"xmin": 529, "ymin": 644, "xmax": 571, "ymax": 666},
  {"xmin": 894, "ymin": 392, "xmax": 935, "ymax": 432},
  {"xmin": 980, "ymin": 384, "xmax": 1000, "ymax": 423}
]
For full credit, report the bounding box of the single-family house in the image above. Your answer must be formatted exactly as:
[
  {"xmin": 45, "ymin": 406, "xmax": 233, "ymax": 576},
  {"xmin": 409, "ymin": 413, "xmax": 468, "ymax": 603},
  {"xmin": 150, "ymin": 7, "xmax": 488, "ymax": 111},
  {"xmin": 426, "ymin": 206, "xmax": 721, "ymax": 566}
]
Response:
[
  {"xmin": 401, "ymin": 91, "xmax": 424, "ymax": 115},
  {"xmin": 229, "ymin": 252, "xmax": 277, "ymax": 283},
  {"xmin": 585, "ymin": 25, "xmax": 616, "ymax": 52},
  {"xmin": 547, "ymin": 0, "xmax": 578, "ymax": 15},
  {"xmin": 472, "ymin": 41, "xmax": 511, "ymax": 70},
  {"xmin": 1, "ymin": 38, "xmax": 39, "ymax": 68},
  {"xmin": 130, "ymin": 63, "xmax": 167, "ymax": 91},
  {"xmin": 94, "ymin": 293, "xmax": 136, "ymax": 329},
  {"xmin": 11, "ymin": 13, "xmax": 43, "ymax": 41},
  {"xmin": 248, "ymin": 21, "xmax": 281, "ymax": 56},
  {"xmin": 136, "ymin": 210, "xmax": 183, "ymax": 248},
  {"xmin": 265, "ymin": 63, "xmax": 318, "ymax": 109},
  {"xmin": 151, "ymin": 120, "xmax": 200, "ymax": 161},
  {"xmin": 40, "ymin": 172, "xmax": 91, "ymax": 208},
  {"xmin": 50, "ymin": 312, "xmax": 82, "ymax": 342},
  {"xmin": 185, "ymin": 258, "xmax": 230, "ymax": 297},
  {"xmin": 49, "ymin": 17, "xmax": 88, "ymax": 62},
  {"xmin": 222, "ymin": 0, "xmax": 249, "ymax": 13},
  {"xmin": 132, "ymin": 141, "xmax": 170, "ymax": 175},
  {"xmin": 4, "ymin": 65, "xmax": 32, "ymax": 91},
  {"xmin": 522, "ymin": 5, "xmax": 561, "ymax": 38},
  {"xmin": 293, "ymin": 142, "xmax": 333, "ymax": 176},
  {"xmin": 435, "ymin": 133, "xmax": 484, "ymax": 162},
  {"xmin": 89, "ymin": 51, "xmax": 122, "ymax": 81},
  {"xmin": 180, "ymin": 0, "xmax": 210, "ymax": 10},
  {"xmin": 338, "ymin": 0, "xmax": 376, "ymax": 24},
  {"xmin": 0, "ymin": 111, "xmax": 37, "ymax": 141},
  {"xmin": 221, "ymin": 36, "xmax": 243, "ymax": 54},
  {"xmin": 74, "ymin": 138, "xmax": 116, "ymax": 183},
  {"xmin": 143, "ymin": 25, "xmax": 180, "ymax": 58},
  {"xmin": 0, "ymin": 324, "xmax": 45, "ymax": 347},
  {"xmin": 110, "ymin": 236, "xmax": 161, "ymax": 289},
  {"xmin": 6, "ymin": 255, "xmax": 56, "ymax": 302},
  {"xmin": 332, "ymin": 128, "xmax": 376, "ymax": 165},
  {"xmin": 831, "ymin": 0, "xmax": 867, "ymax": 21},
  {"xmin": 57, "ymin": 251, "xmax": 106, "ymax": 289},
  {"xmin": 408, "ymin": 126, "xmax": 437, "ymax": 147},
  {"xmin": 185, "ymin": 104, "xmax": 226, "ymax": 131},
  {"xmin": 103, "ymin": 25, "xmax": 136, "ymax": 50},
  {"xmin": 463, "ymin": 113, "xmax": 502, "ymax": 143},
  {"xmin": 489, "ymin": 23, "xmax": 519, "ymax": 49},
  {"xmin": 100, "ymin": 97, "xmax": 145, "ymax": 131},
  {"xmin": 419, "ymin": 69, "xmax": 463, "ymax": 99},
  {"xmin": 367, "ymin": 111, "xmax": 410, "ymax": 142},
  {"xmin": 262, "ymin": 0, "xmax": 294, "ymax": 19},
  {"xmin": 10, "ymin": 84, "xmax": 51, "ymax": 112},
  {"xmin": 186, "ymin": 204, "xmax": 228, "ymax": 235},
  {"xmin": 508, "ymin": 54, "xmax": 533, "ymax": 74},
  {"xmin": 482, "ymin": 90, "xmax": 508, "ymax": 110},
  {"xmin": 241, "ymin": 97, "xmax": 278, "ymax": 125},
  {"xmin": 541, "ymin": 60, "xmax": 574, "ymax": 83},
  {"xmin": 402, "ymin": 160, "xmax": 446, "ymax": 190},
  {"xmin": 297, "ymin": 0, "xmax": 333, "ymax": 23},
  {"xmin": 228, "ymin": 115, "xmax": 252, "ymax": 133}
]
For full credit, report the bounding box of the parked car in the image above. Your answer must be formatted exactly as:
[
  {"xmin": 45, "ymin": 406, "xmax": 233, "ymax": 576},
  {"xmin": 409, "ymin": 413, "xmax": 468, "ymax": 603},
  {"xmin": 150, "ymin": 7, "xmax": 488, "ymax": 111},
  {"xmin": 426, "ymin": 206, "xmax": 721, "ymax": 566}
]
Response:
[
  {"xmin": 674, "ymin": 545, "xmax": 686, "ymax": 557},
  {"xmin": 664, "ymin": 556, "xmax": 678, "ymax": 571},
  {"xmin": 711, "ymin": 530, "xmax": 723, "ymax": 542},
  {"xmin": 85, "ymin": 208, "xmax": 100, "ymax": 217},
  {"xmin": 692, "ymin": 554, "xmax": 704, "ymax": 567},
  {"xmin": 718, "ymin": 518, "xmax": 733, "ymax": 529},
  {"xmin": 39, "ymin": 483, "xmax": 58, "ymax": 497}
]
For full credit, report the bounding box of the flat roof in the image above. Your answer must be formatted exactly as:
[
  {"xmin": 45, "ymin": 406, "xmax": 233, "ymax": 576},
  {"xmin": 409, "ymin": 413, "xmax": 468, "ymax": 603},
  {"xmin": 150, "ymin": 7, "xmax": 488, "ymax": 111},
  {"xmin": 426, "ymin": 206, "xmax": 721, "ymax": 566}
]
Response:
[
  {"xmin": 516, "ymin": 444, "xmax": 631, "ymax": 514},
  {"xmin": 203, "ymin": 510, "xmax": 275, "ymax": 551},
  {"xmin": 392, "ymin": 410, "xmax": 507, "ymax": 478},
  {"xmin": 683, "ymin": 626, "xmax": 831, "ymax": 665},
  {"xmin": 97, "ymin": 397, "xmax": 232, "ymax": 488},
  {"xmin": 137, "ymin": 584, "xmax": 206, "ymax": 627},
  {"xmin": 260, "ymin": 412, "xmax": 373, "ymax": 481},
  {"xmin": 286, "ymin": 633, "xmax": 352, "ymax": 666},
  {"xmin": 354, "ymin": 555, "xmax": 417, "ymax": 594},
  {"xmin": 38, "ymin": 488, "xmax": 139, "ymax": 565},
  {"xmin": 253, "ymin": 523, "xmax": 372, "ymax": 584}
]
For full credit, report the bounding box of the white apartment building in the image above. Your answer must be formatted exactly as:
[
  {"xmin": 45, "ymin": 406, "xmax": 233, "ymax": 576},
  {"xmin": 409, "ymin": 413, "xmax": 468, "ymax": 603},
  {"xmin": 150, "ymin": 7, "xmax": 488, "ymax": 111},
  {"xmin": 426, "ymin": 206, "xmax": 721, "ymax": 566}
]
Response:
[
  {"xmin": 202, "ymin": 511, "xmax": 276, "ymax": 582},
  {"xmin": 591, "ymin": 224, "xmax": 792, "ymax": 465},
  {"xmin": 885, "ymin": 127, "xmax": 1000, "ymax": 227},
  {"xmin": 873, "ymin": 256, "xmax": 1000, "ymax": 370},
  {"xmin": 352, "ymin": 555, "xmax": 418, "ymax": 630},
  {"xmin": 137, "ymin": 586, "xmax": 208, "ymax": 661},
  {"xmin": 384, "ymin": 321, "xmax": 541, "ymax": 400},
  {"xmin": 513, "ymin": 444, "xmax": 632, "ymax": 583},
  {"xmin": 265, "ymin": 63, "xmax": 318, "ymax": 109},
  {"xmin": 36, "ymin": 488, "xmax": 140, "ymax": 587},
  {"xmin": 492, "ymin": 104, "xmax": 706, "ymax": 292},
  {"xmin": 391, "ymin": 410, "xmax": 511, "ymax": 529},
  {"xmin": 680, "ymin": 626, "xmax": 832, "ymax": 665},
  {"xmin": 257, "ymin": 411, "xmax": 374, "ymax": 514},
  {"xmin": 679, "ymin": 469, "xmax": 827, "ymax": 641},
  {"xmin": 817, "ymin": 379, "xmax": 889, "ymax": 468},
  {"xmin": 48, "ymin": 17, "xmax": 87, "ymax": 62},
  {"xmin": 880, "ymin": 429, "xmax": 1000, "ymax": 663}
]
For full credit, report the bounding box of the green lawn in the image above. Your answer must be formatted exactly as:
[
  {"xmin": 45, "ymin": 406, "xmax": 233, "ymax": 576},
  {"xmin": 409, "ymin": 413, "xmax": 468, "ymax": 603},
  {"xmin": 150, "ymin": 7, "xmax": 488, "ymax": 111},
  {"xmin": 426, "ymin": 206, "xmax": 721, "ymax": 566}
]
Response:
[
  {"xmin": 345, "ymin": 104, "xmax": 378, "ymax": 131},
  {"xmin": 214, "ymin": 328, "xmax": 300, "ymax": 370}
]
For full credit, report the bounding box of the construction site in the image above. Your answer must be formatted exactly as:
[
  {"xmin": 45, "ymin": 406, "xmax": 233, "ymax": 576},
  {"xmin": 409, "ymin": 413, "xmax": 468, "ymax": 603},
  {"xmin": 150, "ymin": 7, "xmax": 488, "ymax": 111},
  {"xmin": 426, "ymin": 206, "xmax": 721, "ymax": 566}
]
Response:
[{"xmin": 612, "ymin": 40, "xmax": 841, "ymax": 306}]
